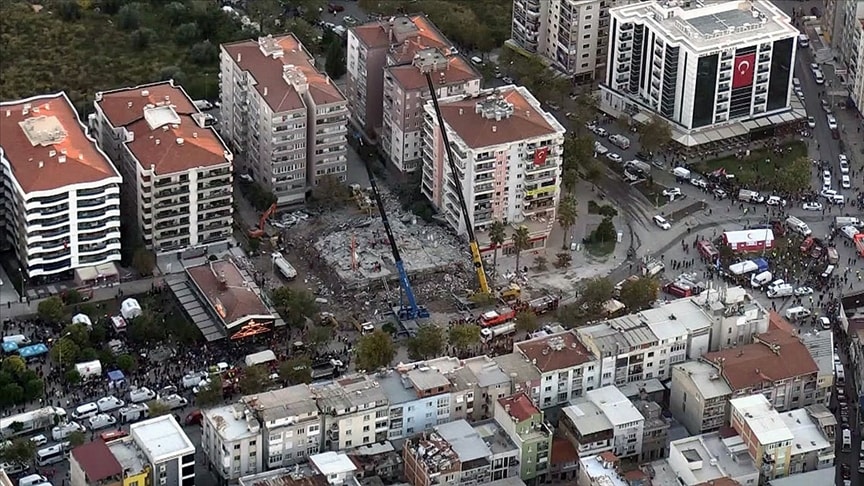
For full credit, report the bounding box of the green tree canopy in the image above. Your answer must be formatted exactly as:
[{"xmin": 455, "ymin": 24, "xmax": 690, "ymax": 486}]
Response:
[
  {"xmin": 776, "ymin": 156, "xmax": 812, "ymax": 194},
  {"xmin": 240, "ymin": 365, "xmax": 269, "ymax": 395},
  {"xmin": 279, "ymin": 357, "xmax": 313, "ymax": 385},
  {"xmin": 448, "ymin": 324, "xmax": 481, "ymax": 355},
  {"xmin": 0, "ymin": 438, "xmax": 36, "ymax": 466},
  {"xmin": 38, "ymin": 296, "xmax": 65, "ymax": 323},
  {"xmin": 132, "ymin": 248, "xmax": 156, "ymax": 276},
  {"xmin": 578, "ymin": 278, "xmax": 614, "ymax": 315},
  {"xmin": 557, "ymin": 195, "xmax": 578, "ymax": 250},
  {"xmin": 146, "ymin": 400, "xmax": 172, "ymax": 418},
  {"xmin": 62, "ymin": 323, "xmax": 91, "ymax": 347},
  {"xmin": 637, "ymin": 116, "xmax": 672, "ymax": 154},
  {"xmin": 512, "ymin": 226, "xmax": 531, "ymax": 273},
  {"xmin": 355, "ymin": 330, "xmax": 396, "ymax": 371},
  {"xmin": 324, "ymin": 39, "xmax": 346, "ymax": 79},
  {"xmin": 515, "ymin": 311, "xmax": 539, "ymax": 334},
  {"xmin": 407, "ymin": 325, "xmax": 446, "ymax": 361},
  {"xmin": 50, "ymin": 338, "xmax": 81, "ymax": 367},
  {"xmin": 618, "ymin": 277, "xmax": 659, "ymax": 311},
  {"xmin": 271, "ymin": 287, "xmax": 319, "ymax": 329}
]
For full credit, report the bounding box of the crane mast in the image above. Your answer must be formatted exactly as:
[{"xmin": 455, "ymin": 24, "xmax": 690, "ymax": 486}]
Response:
[{"xmin": 423, "ymin": 70, "xmax": 491, "ymax": 295}]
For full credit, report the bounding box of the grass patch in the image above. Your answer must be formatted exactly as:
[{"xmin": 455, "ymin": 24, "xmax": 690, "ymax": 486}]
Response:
[
  {"xmin": 691, "ymin": 141, "xmax": 808, "ymax": 190},
  {"xmin": 633, "ymin": 181, "xmax": 669, "ymax": 208},
  {"xmin": 585, "ymin": 240, "xmax": 616, "ymax": 257}
]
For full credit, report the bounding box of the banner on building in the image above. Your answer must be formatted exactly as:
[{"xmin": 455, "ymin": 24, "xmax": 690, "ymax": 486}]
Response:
[
  {"xmin": 533, "ymin": 147, "xmax": 549, "ymax": 166},
  {"xmin": 732, "ymin": 52, "xmax": 756, "ymax": 89}
]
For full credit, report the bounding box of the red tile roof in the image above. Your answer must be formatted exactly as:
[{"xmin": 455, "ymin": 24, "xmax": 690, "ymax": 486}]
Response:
[
  {"xmin": 351, "ymin": 15, "xmax": 453, "ymax": 63},
  {"xmin": 550, "ymin": 437, "xmax": 578, "ymax": 465},
  {"xmin": 222, "ymin": 34, "xmax": 344, "ymax": 113},
  {"xmin": 703, "ymin": 327, "xmax": 818, "ymax": 391},
  {"xmin": 437, "ymin": 86, "xmax": 560, "ymax": 149},
  {"xmin": 186, "ymin": 259, "xmax": 273, "ymax": 328},
  {"xmin": 516, "ymin": 331, "xmax": 595, "ymax": 373},
  {"xmin": 498, "ymin": 392, "xmax": 539, "ymax": 422},
  {"xmin": 96, "ymin": 81, "xmax": 231, "ymax": 175},
  {"xmin": 388, "ymin": 55, "xmax": 480, "ymax": 92},
  {"xmin": 767, "ymin": 311, "xmax": 795, "ymax": 333},
  {"xmin": 71, "ymin": 440, "xmax": 123, "ymax": 481},
  {"xmin": 0, "ymin": 93, "xmax": 120, "ymax": 193}
]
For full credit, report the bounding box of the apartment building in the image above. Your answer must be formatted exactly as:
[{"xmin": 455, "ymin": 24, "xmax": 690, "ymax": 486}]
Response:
[
  {"xmin": 564, "ymin": 386, "xmax": 644, "ymax": 459},
  {"xmin": 0, "ymin": 92, "xmax": 122, "ymax": 281},
  {"xmin": 70, "ymin": 436, "xmax": 151, "ymax": 486},
  {"xmin": 578, "ymin": 452, "xmax": 650, "ymax": 486},
  {"xmin": 129, "ymin": 415, "xmax": 196, "ymax": 486},
  {"xmin": 669, "ymin": 360, "xmax": 733, "ymax": 435},
  {"xmin": 729, "ymin": 395, "xmax": 794, "ymax": 481},
  {"xmin": 494, "ymin": 393, "xmax": 553, "ymax": 482},
  {"xmin": 91, "ymin": 80, "xmax": 233, "ymax": 253},
  {"xmin": 847, "ymin": 8, "xmax": 864, "ymax": 114},
  {"xmin": 602, "ymin": 0, "xmax": 801, "ymax": 148},
  {"xmin": 781, "ymin": 405, "xmax": 836, "ymax": 474},
  {"xmin": 220, "ymin": 34, "xmax": 348, "ymax": 206},
  {"xmin": 346, "ymin": 15, "xmax": 455, "ymax": 138},
  {"xmin": 577, "ymin": 299, "xmax": 713, "ymax": 387},
  {"xmin": 378, "ymin": 365, "xmax": 457, "ymax": 440},
  {"xmin": 492, "ymin": 353, "xmax": 542, "ymax": 405},
  {"xmin": 632, "ymin": 399, "xmax": 669, "ymax": 462},
  {"xmin": 237, "ymin": 451, "xmax": 357, "ymax": 486},
  {"xmin": 448, "ymin": 356, "xmax": 513, "ymax": 421},
  {"xmin": 835, "ymin": 1, "xmax": 864, "ymax": 88},
  {"xmin": 312, "ymin": 375, "xmax": 389, "ymax": 451},
  {"xmin": 513, "ymin": 331, "xmax": 598, "ymax": 409},
  {"xmin": 420, "ymin": 85, "xmax": 566, "ymax": 248},
  {"xmin": 659, "ymin": 431, "xmax": 760, "ymax": 486},
  {"xmin": 510, "ymin": 0, "xmax": 622, "ymax": 82},
  {"xmin": 800, "ymin": 329, "xmax": 835, "ymax": 405},
  {"xmin": 692, "ymin": 286, "xmax": 770, "ymax": 351},
  {"xmin": 703, "ymin": 326, "xmax": 823, "ymax": 411},
  {"xmin": 403, "ymin": 419, "xmax": 519, "ymax": 486}
]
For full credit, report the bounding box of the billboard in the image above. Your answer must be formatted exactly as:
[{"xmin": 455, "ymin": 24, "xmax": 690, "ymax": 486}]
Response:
[{"xmin": 732, "ymin": 52, "xmax": 756, "ymax": 89}]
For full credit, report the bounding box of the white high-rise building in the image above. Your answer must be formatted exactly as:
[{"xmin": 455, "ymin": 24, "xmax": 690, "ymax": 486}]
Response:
[
  {"xmin": 601, "ymin": 0, "xmax": 801, "ymax": 147},
  {"xmin": 420, "ymin": 85, "xmax": 565, "ymax": 252},
  {"xmin": 0, "ymin": 92, "xmax": 122, "ymax": 282}
]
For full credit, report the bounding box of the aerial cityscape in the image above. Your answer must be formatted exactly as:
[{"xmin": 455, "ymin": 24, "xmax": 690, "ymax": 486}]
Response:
[{"xmin": 0, "ymin": 0, "xmax": 863, "ymax": 485}]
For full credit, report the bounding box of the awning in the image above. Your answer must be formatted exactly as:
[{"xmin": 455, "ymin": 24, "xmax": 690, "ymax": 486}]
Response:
[
  {"xmin": 95, "ymin": 262, "xmax": 119, "ymax": 278},
  {"xmin": 74, "ymin": 266, "xmax": 98, "ymax": 282},
  {"xmin": 632, "ymin": 112, "xmax": 652, "ymax": 124},
  {"xmin": 107, "ymin": 370, "xmax": 125, "ymax": 383}
]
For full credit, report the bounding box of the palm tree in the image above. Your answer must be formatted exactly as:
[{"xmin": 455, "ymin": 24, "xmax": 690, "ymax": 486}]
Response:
[
  {"xmin": 557, "ymin": 195, "xmax": 578, "ymax": 250},
  {"xmin": 488, "ymin": 220, "xmax": 506, "ymax": 280},
  {"xmin": 512, "ymin": 226, "xmax": 531, "ymax": 275}
]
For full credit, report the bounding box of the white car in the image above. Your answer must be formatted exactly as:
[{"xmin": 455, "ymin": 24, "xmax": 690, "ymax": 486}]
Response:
[
  {"xmin": 96, "ymin": 396, "xmax": 125, "ymax": 413},
  {"xmin": 594, "ymin": 142, "xmax": 609, "ymax": 155},
  {"xmin": 821, "ymin": 188, "xmax": 839, "ymax": 199},
  {"xmin": 690, "ymin": 178, "xmax": 708, "ymax": 188},
  {"xmin": 88, "ymin": 414, "xmax": 117, "ymax": 431},
  {"xmin": 827, "ymin": 114, "xmax": 838, "ymax": 130},
  {"xmin": 807, "ymin": 116, "xmax": 816, "ymax": 128},
  {"xmin": 794, "ymin": 286, "xmax": 814, "ymax": 296},
  {"xmin": 653, "ymin": 215, "xmax": 671, "ymax": 230},
  {"xmin": 815, "ymin": 71, "xmax": 825, "ymax": 84},
  {"xmin": 822, "ymin": 170, "xmax": 832, "ymax": 187},
  {"xmin": 821, "ymin": 99, "xmax": 831, "ymax": 112},
  {"xmin": 662, "ymin": 188, "xmax": 682, "ymax": 197},
  {"xmin": 592, "ymin": 126, "xmax": 608, "ymax": 137},
  {"xmin": 794, "ymin": 87, "xmax": 804, "ymax": 100},
  {"xmin": 840, "ymin": 154, "xmax": 850, "ymax": 173},
  {"xmin": 128, "ymin": 387, "xmax": 156, "ymax": 404},
  {"xmin": 820, "ymin": 317, "xmax": 831, "ymax": 330},
  {"xmin": 810, "ymin": 62, "xmax": 820, "ymax": 72},
  {"xmin": 766, "ymin": 196, "xmax": 786, "ymax": 207},
  {"xmin": 802, "ymin": 201, "xmax": 823, "ymax": 211},
  {"xmin": 606, "ymin": 152, "xmax": 622, "ymax": 163},
  {"xmin": 842, "ymin": 175, "xmax": 852, "ymax": 189}
]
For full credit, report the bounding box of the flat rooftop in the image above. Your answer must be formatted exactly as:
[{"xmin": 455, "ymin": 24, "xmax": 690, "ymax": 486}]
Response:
[
  {"xmin": 204, "ymin": 404, "xmax": 259, "ymax": 441},
  {"xmin": 670, "ymin": 431, "xmax": 758, "ymax": 483},
  {"xmin": 436, "ymin": 419, "xmax": 491, "ymax": 463},
  {"xmin": 515, "ymin": 331, "xmax": 595, "ymax": 374},
  {"xmin": 309, "ymin": 451, "xmax": 357, "ymax": 476},
  {"xmin": 780, "ymin": 409, "xmax": 830, "ymax": 455},
  {"xmin": 377, "ymin": 372, "xmax": 419, "ymax": 405},
  {"xmin": 767, "ymin": 467, "xmax": 836, "ymax": 486},
  {"xmin": 242, "ymin": 385, "xmax": 319, "ymax": 422},
  {"xmin": 405, "ymin": 366, "xmax": 451, "ymax": 392},
  {"xmin": 186, "ymin": 259, "xmax": 273, "ymax": 329},
  {"xmin": 95, "ymin": 81, "xmax": 232, "ymax": 174},
  {"xmin": 0, "ymin": 92, "xmax": 120, "ymax": 194},
  {"xmin": 800, "ymin": 330, "xmax": 835, "ymax": 377},
  {"xmin": 238, "ymin": 466, "xmax": 328, "ymax": 486},
  {"xmin": 730, "ymin": 395, "xmax": 794, "ymax": 445},
  {"xmin": 562, "ymin": 400, "xmax": 613, "ymax": 436},
  {"xmin": 311, "ymin": 375, "xmax": 387, "ymax": 414},
  {"xmin": 585, "ymin": 386, "xmax": 644, "ymax": 427},
  {"xmin": 130, "ymin": 415, "xmax": 195, "ymax": 461},
  {"xmin": 674, "ymin": 361, "xmax": 732, "ymax": 400},
  {"xmin": 580, "ymin": 454, "xmax": 628, "ymax": 486},
  {"xmin": 472, "ymin": 420, "xmax": 518, "ymax": 456},
  {"xmin": 108, "ymin": 438, "xmax": 149, "ymax": 476},
  {"xmin": 493, "ymin": 352, "xmax": 540, "ymax": 388},
  {"xmin": 461, "ymin": 356, "xmax": 510, "ymax": 388}
]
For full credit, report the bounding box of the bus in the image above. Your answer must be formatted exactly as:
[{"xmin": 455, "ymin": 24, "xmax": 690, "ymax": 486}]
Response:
[{"xmin": 35, "ymin": 444, "xmax": 67, "ymax": 466}]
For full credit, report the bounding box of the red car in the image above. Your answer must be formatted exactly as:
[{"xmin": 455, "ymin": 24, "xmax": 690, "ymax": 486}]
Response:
[
  {"xmin": 328, "ymin": 3, "xmax": 345, "ymax": 13},
  {"xmin": 185, "ymin": 409, "xmax": 203, "ymax": 426}
]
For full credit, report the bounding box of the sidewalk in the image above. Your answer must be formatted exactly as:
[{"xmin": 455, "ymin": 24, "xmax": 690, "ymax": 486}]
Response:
[
  {"xmin": 824, "ymin": 62, "xmax": 864, "ymax": 168},
  {"xmin": 2, "ymin": 277, "xmax": 157, "ymax": 319}
]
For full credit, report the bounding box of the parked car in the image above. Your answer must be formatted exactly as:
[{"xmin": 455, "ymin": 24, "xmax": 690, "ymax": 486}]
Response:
[
  {"xmin": 794, "ymin": 286, "xmax": 813, "ymax": 296},
  {"xmin": 606, "ymin": 153, "xmax": 622, "ymax": 163},
  {"xmin": 802, "ymin": 201, "xmax": 823, "ymax": 211},
  {"xmin": 97, "ymin": 396, "xmax": 125, "ymax": 413},
  {"xmin": 88, "ymin": 414, "xmax": 117, "ymax": 431},
  {"xmin": 592, "ymin": 126, "xmax": 608, "ymax": 137},
  {"xmin": 840, "ymin": 154, "xmax": 850, "ymax": 173},
  {"xmin": 807, "ymin": 116, "xmax": 816, "ymax": 128},
  {"xmin": 653, "ymin": 215, "xmax": 671, "ymax": 230},
  {"xmin": 662, "ymin": 188, "xmax": 682, "ymax": 197}
]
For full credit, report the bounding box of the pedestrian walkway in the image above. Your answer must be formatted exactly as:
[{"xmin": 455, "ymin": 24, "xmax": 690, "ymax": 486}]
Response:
[{"xmin": 3, "ymin": 278, "xmax": 157, "ymax": 318}]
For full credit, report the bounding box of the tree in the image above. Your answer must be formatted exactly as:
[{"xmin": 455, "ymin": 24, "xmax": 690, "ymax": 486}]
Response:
[
  {"xmin": 130, "ymin": 28, "xmax": 153, "ymax": 50},
  {"xmin": 448, "ymin": 324, "xmax": 481, "ymax": 355},
  {"xmin": 146, "ymin": 400, "xmax": 171, "ymax": 418},
  {"xmin": 38, "ymin": 296, "xmax": 65, "ymax": 323},
  {"xmin": 406, "ymin": 325, "xmax": 446, "ymax": 361},
  {"xmin": 189, "ymin": 41, "xmax": 218, "ymax": 65},
  {"xmin": 0, "ymin": 438, "xmax": 36, "ymax": 467},
  {"xmin": 2, "ymin": 357, "xmax": 26, "ymax": 376},
  {"xmin": 355, "ymin": 330, "xmax": 396, "ymax": 371},
  {"xmin": 324, "ymin": 39, "xmax": 346, "ymax": 79},
  {"xmin": 515, "ymin": 311, "xmax": 539, "ymax": 334},
  {"xmin": 271, "ymin": 287, "xmax": 319, "ymax": 329},
  {"xmin": 488, "ymin": 220, "xmax": 507, "ymax": 280},
  {"xmin": 557, "ymin": 195, "xmax": 578, "ymax": 250},
  {"xmin": 128, "ymin": 313, "xmax": 166, "ymax": 344},
  {"xmin": 776, "ymin": 156, "xmax": 811, "ymax": 194},
  {"xmin": 50, "ymin": 338, "xmax": 80, "ymax": 367},
  {"xmin": 58, "ymin": 0, "xmax": 82, "ymax": 21},
  {"xmin": 307, "ymin": 326, "xmax": 332, "ymax": 351},
  {"xmin": 533, "ymin": 255, "xmax": 548, "ymax": 271},
  {"xmin": 588, "ymin": 217, "xmax": 616, "ymax": 243},
  {"xmin": 569, "ymin": 92, "xmax": 599, "ymax": 134},
  {"xmin": 279, "ymin": 357, "xmax": 312, "ymax": 385},
  {"xmin": 67, "ymin": 430, "xmax": 86, "ymax": 447},
  {"xmin": 637, "ymin": 116, "xmax": 672, "ymax": 154},
  {"xmin": 64, "ymin": 369, "xmax": 81, "ymax": 385},
  {"xmin": 117, "ymin": 3, "xmax": 141, "ymax": 31},
  {"xmin": 22, "ymin": 379, "xmax": 43, "ymax": 401},
  {"xmin": 561, "ymin": 168, "xmax": 579, "ymax": 195},
  {"xmin": 618, "ymin": 277, "xmax": 659, "ymax": 311},
  {"xmin": 174, "ymin": 22, "xmax": 201, "ymax": 44},
  {"xmin": 116, "ymin": 354, "xmax": 136, "ymax": 373},
  {"xmin": 132, "ymin": 247, "xmax": 156, "ymax": 276},
  {"xmin": 511, "ymin": 226, "xmax": 531, "ymax": 274},
  {"xmin": 563, "ymin": 136, "xmax": 596, "ymax": 177},
  {"xmin": 555, "ymin": 252, "xmax": 572, "ymax": 268},
  {"xmin": 311, "ymin": 175, "xmax": 351, "ymax": 209},
  {"xmin": 239, "ymin": 365, "xmax": 269, "ymax": 395},
  {"xmin": 578, "ymin": 277, "xmax": 614, "ymax": 315},
  {"xmin": 63, "ymin": 288, "xmax": 83, "ymax": 305},
  {"xmin": 62, "ymin": 323, "xmax": 90, "ymax": 347},
  {"xmin": 164, "ymin": 2, "xmax": 188, "ymax": 25}
]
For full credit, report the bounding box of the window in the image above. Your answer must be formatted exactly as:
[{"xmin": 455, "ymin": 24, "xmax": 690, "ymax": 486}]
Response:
[
  {"xmin": 363, "ymin": 425, "xmax": 370, "ymax": 432},
  {"xmin": 345, "ymin": 440, "xmax": 352, "ymax": 447}
]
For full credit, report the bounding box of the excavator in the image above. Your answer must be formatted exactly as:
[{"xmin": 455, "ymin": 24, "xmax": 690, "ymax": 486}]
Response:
[
  {"xmin": 248, "ymin": 202, "xmax": 277, "ymax": 239},
  {"xmin": 422, "ymin": 67, "xmax": 495, "ymax": 300}
]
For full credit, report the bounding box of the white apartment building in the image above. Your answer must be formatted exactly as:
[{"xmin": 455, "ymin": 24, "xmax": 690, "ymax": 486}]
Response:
[
  {"xmin": 91, "ymin": 80, "xmax": 233, "ymax": 253},
  {"xmin": 311, "ymin": 375, "xmax": 390, "ymax": 451},
  {"xmin": 201, "ymin": 403, "xmax": 262, "ymax": 481},
  {"xmin": 220, "ymin": 34, "xmax": 348, "ymax": 206},
  {"xmin": 660, "ymin": 431, "xmax": 760, "ymax": 486},
  {"xmin": 669, "ymin": 360, "xmax": 732, "ymax": 435},
  {"xmin": 0, "ymin": 92, "xmax": 122, "ymax": 281},
  {"xmin": 601, "ymin": 0, "xmax": 801, "ymax": 147},
  {"xmin": 129, "ymin": 415, "xmax": 196, "ymax": 486},
  {"xmin": 421, "ymin": 85, "xmax": 566, "ymax": 249},
  {"xmin": 576, "ymin": 386, "xmax": 645, "ymax": 459},
  {"xmin": 510, "ymin": 0, "xmax": 624, "ymax": 82},
  {"xmin": 448, "ymin": 355, "xmax": 514, "ymax": 421},
  {"xmin": 514, "ymin": 331, "xmax": 599, "ymax": 409},
  {"xmin": 847, "ymin": 7, "xmax": 864, "ymax": 113},
  {"xmin": 835, "ymin": 1, "xmax": 864, "ymax": 86},
  {"xmin": 577, "ymin": 299, "xmax": 713, "ymax": 387}
]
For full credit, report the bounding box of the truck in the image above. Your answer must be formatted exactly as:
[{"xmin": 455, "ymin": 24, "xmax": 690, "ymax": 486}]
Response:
[
  {"xmin": 75, "ymin": 360, "xmax": 102, "ymax": 380},
  {"xmin": 641, "ymin": 259, "xmax": 665, "ymax": 277},
  {"xmin": 729, "ymin": 260, "xmax": 759, "ymax": 276},
  {"xmin": 738, "ymin": 189, "xmax": 765, "ymax": 203},
  {"xmin": 0, "ymin": 407, "xmax": 67, "ymax": 439},
  {"xmin": 245, "ymin": 350, "xmax": 277, "ymax": 367},
  {"xmin": 272, "ymin": 253, "xmax": 297, "ymax": 280},
  {"xmin": 834, "ymin": 216, "xmax": 861, "ymax": 227},
  {"xmin": 480, "ymin": 322, "xmax": 517, "ymax": 343},
  {"xmin": 524, "ymin": 295, "xmax": 560, "ymax": 315},
  {"xmin": 352, "ymin": 318, "xmax": 375, "ymax": 335},
  {"xmin": 479, "ymin": 308, "xmax": 517, "ymax": 327},
  {"xmin": 767, "ymin": 284, "xmax": 794, "ymax": 298},
  {"xmin": 855, "ymin": 234, "xmax": 864, "ymax": 257},
  {"xmin": 785, "ymin": 216, "xmax": 812, "ymax": 236}
]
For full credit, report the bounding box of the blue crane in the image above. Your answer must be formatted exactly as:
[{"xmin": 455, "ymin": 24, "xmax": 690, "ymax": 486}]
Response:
[{"xmin": 356, "ymin": 135, "xmax": 429, "ymax": 321}]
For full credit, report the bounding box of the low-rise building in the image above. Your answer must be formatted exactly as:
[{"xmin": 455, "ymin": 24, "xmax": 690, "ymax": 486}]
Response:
[
  {"xmin": 472, "ymin": 420, "xmax": 521, "ymax": 482},
  {"xmin": 799, "ymin": 329, "xmax": 835, "ymax": 405},
  {"xmin": 559, "ymin": 398, "xmax": 614, "ymax": 459},
  {"xmin": 578, "ymin": 452, "xmax": 649, "ymax": 486},
  {"xmin": 492, "ymin": 353, "xmax": 541, "ymax": 405},
  {"xmin": 309, "ymin": 451, "xmax": 359, "ymax": 485},
  {"xmin": 767, "ymin": 468, "xmax": 837, "ymax": 486},
  {"xmin": 729, "ymin": 395, "xmax": 794, "ymax": 481},
  {"xmin": 780, "ymin": 406, "xmax": 835, "ymax": 474},
  {"xmin": 347, "ymin": 441, "xmax": 403, "ymax": 482},
  {"xmin": 403, "ymin": 419, "xmax": 503, "ymax": 486},
  {"xmin": 670, "ymin": 360, "xmax": 733, "ymax": 435},
  {"xmin": 312, "ymin": 375, "xmax": 390, "ymax": 451},
  {"xmin": 91, "ymin": 80, "xmax": 233, "ymax": 253},
  {"xmin": 242, "ymin": 385, "xmax": 323, "ymax": 469},
  {"xmin": 494, "ymin": 393, "xmax": 553, "ymax": 482},
  {"xmin": 447, "ymin": 355, "xmax": 513, "ymax": 421},
  {"xmin": 661, "ymin": 431, "xmax": 760, "ymax": 486},
  {"xmin": 693, "ymin": 287, "xmax": 770, "ymax": 351},
  {"xmin": 633, "ymin": 399, "xmax": 670, "ymax": 462},
  {"xmin": 548, "ymin": 437, "xmax": 579, "ymax": 483},
  {"xmin": 564, "ymin": 386, "xmax": 644, "ymax": 460},
  {"xmin": 129, "ymin": 415, "xmax": 196, "ymax": 486},
  {"xmin": 70, "ymin": 440, "xmax": 125, "ymax": 486},
  {"xmin": 513, "ymin": 330, "xmax": 598, "ymax": 409},
  {"xmin": 378, "ymin": 363, "xmax": 457, "ymax": 440}
]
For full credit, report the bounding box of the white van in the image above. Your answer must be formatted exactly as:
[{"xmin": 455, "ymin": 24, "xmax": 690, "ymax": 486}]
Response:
[
  {"xmin": 785, "ymin": 216, "xmax": 812, "ymax": 236},
  {"xmin": 609, "ymin": 134, "xmax": 631, "ymax": 149},
  {"xmin": 128, "ymin": 387, "xmax": 156, "ymax": 404},
  {"xmin": 798, "ymin": 34, "xmax": 810, "ymax": 47},
  {"xmin": 119, "ymin": 404, "xmax": 150, "ymax": 424},
  {"xmin": 18, "ymin": 474, "xmax": 49, "ymax": 486},
  {"xmin": 2, "ymin": 335, "xmax": 30, "ymax": 346},
  {"xmin": 843, "ymin": 429, "xmax": 852, "ymax": 451},
  {"xmin": 750, "ymin": 271, "xmax": 772, "ymax": 288},
  {"xmin": 51, "ymin": 421, "xmax": 84, "ymax": 441},
  {"xmin": 470, "ymin": 56, "xmax": 483, "ymax": 66},
  {"xmin": 835, "ymin": 216, "xmax": 861, "ymax": 227},
  {"xmin": 841, "ymin": 226, "xmax": 859, "ymax": 239},
  {"xmin": 71, "ymin": 402, "xmax": 98, "ymax": 420},
  {"xmin": 784, "ymin": 306, "xmax": 811, "ymax": 320}
]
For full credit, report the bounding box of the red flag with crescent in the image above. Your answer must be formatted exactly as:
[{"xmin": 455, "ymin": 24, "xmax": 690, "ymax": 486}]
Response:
[
  {"xmin": 732, "ymin": 53, "xmax": 756, "ymax": 89},
  {"xmin": 533, "ymin": 147, "xmax": 549, "ymax": 166}
]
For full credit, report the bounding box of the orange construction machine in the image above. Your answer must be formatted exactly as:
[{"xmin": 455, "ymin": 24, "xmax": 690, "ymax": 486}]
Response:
[{"xmin": 249, "ymin": 203, "xmax": 277, "ymax": 239}]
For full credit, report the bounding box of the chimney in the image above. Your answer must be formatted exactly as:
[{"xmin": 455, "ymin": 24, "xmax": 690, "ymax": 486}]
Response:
[
  {"xmin": 58, "ymin": 155, "xmax": 67, "ymax": 164},
  {"xmin": 164, "ymin": 95, "xmax": 170, "ymax": 102},
  {"xmin": 127, "ymin": 101, "xmax": 133, "ymax": 108},
  {"xmin": 156, "ymin": 139, "xmax": 161, "ymax": 145},
  {"xmin": 141, "ymin": 90, "xmax": 149, "ymax": 97},
  {"xmin": 176, "ymin": 138, "xmax": 184, "ymax": 145},
  {"xmin": 505, "ymin": 404, "xmax": 510, "ymax": 413},
  {"xmin": 193, "ymin": 132, "xmax": 198, "ymax": 138},
  {"xmin": 38, "ymin": 161, "xmax": 44, "ymax": 168},
  {"xmin": 237, "ymin": 52, "xmax": 242, "ymax": 63},
  {"xmin": 263, "ymin": 86, "xmax": 269, "ymax": 97},
  {"xmin": 492, "ymin": 126, "xmax": 497, "ymax": 132},
  {"xmin": 459, "ymin": 108, "xmax": 463, "ymax": 115}
]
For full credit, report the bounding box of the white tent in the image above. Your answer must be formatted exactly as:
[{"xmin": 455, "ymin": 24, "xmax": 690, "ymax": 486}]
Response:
[
  {"xmin": 72, "ymin": 313, "xmax": 92, "ymax": 327},
  {"xmin": 120, "ymin": 298, "xmax": 142, "ymax": 320}
]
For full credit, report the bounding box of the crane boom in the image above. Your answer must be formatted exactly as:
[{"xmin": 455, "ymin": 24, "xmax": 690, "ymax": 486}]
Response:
[
  {"xmin": 423, "ymin": 72, "xmax": 491, "ymax": 295},
  {"xmin": 357, "ymin": 138, "xmax": 429, "ymax": 320}
]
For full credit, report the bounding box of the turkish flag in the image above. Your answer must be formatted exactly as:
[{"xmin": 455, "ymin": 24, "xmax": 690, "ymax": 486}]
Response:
[
  {"xmin": 533, "ymin": 147, "xmax": 549, "ymax": 166},
  {"xmin": 732, "ymin": 53, "xmax": 756, "ymax": 89}
]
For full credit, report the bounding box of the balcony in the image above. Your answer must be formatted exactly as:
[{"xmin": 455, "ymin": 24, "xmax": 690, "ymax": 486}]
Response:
[
  {"xmin": 155, "ymin": 197, "xmax": 190, "ymax": 209},
  {"xmin": 156, "ymin": 187, "xmax": 186, "ymax": 199},
  {"xmin": 155, "ymin": 217, "xmax": 189, "ymax": 230}
]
